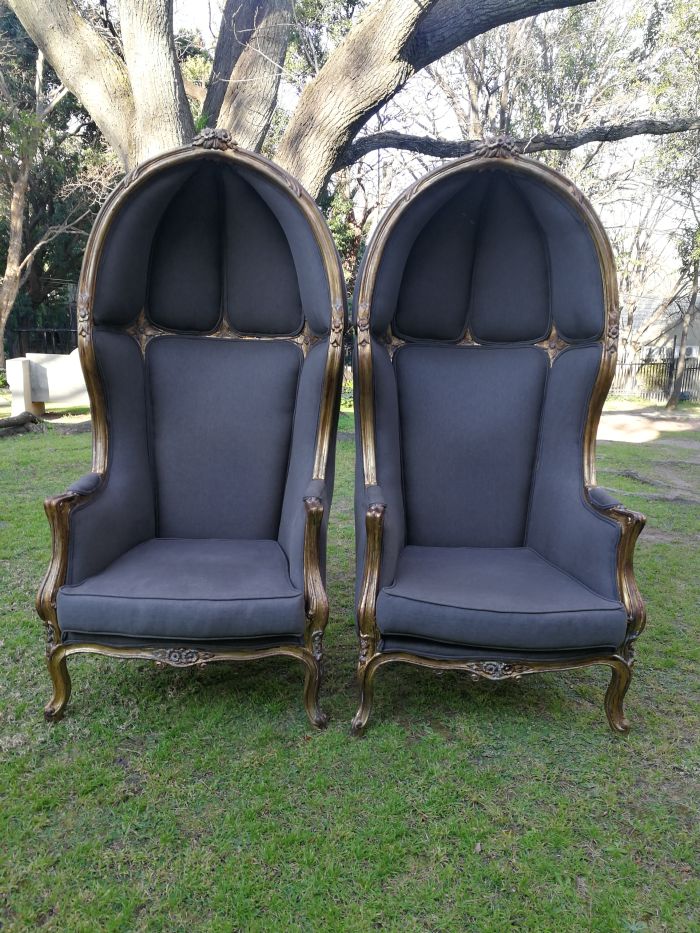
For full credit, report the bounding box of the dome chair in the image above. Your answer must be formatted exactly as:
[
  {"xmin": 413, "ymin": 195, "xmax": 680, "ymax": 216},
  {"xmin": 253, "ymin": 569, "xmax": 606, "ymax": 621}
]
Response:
[
  {"xmin": 37, "ymin": 130, "xmax": 346, "ymax": 728},
  {"xmin": 351, "ymin": 142, "xmax": 645, "ymax": 735}
]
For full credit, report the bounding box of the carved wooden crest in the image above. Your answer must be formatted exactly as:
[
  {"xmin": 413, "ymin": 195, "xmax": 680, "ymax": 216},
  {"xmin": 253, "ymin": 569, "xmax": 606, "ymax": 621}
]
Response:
[
  {"xmin": 192, "ymin": 127, "xmax": 238, "ymax": 151},
  {"xmin": 473, "ymin": 136, "xmax": 519, "ymax": 159}
]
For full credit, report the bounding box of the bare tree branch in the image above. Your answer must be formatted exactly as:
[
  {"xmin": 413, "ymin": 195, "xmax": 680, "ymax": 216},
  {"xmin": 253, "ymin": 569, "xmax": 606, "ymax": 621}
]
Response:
[
  {"xmin": 337, "ymin": 116, "xmax": 700, "ymax": 168},
  {"xmin": 276, "ymin": 0, "xmax": 592, "ymax": 195}
]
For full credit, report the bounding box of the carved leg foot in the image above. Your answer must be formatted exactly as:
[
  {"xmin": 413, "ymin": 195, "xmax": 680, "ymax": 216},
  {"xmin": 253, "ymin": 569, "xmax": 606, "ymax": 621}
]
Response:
[
  {"xmin": 604, "ymin": 658, "xmax": 633, "ymax": 734},
  {"xmin": 351, "ymin": 661, "xmax": 377, "ymax": 736},
  {"xmin": 303, "ymin": 655, "xmax": 329, "ymax": 729},
  {"xmin": 44, "ymin": 648, "xmax": 71, "ymax": 722}
]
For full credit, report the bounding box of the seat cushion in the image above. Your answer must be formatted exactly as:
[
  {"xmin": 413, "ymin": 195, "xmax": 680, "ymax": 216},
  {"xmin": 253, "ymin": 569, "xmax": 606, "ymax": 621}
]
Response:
[
  {"xmin": 376, "ymin": 546, "xmax": 627, "ymax": 651},
  {"xmin": 57, "ymin": 538, "xmax": 305, "ymax": 642}
]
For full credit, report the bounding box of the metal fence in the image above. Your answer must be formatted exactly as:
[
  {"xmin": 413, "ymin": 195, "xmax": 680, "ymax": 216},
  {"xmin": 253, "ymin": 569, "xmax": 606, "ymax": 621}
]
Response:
[
  {"xmin": 9, "ymin": 327, "xmax": 78, "ymax": 357},
  {"xmin": 610, "ymin": 359, "xmax": 700, "ymax": 402}
]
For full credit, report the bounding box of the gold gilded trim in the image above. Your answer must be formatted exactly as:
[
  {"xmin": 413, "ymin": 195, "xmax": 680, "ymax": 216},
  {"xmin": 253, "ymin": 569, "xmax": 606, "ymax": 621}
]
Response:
[
  {"xmin": 45, "ymin": 642, "xmax": 326, "ymax": 727},
  {"xmin": 351, "ymin": 652, "xmax": 633, "ymax": 736},
  {"xmin": 535, "ymin": 322, "xmax": 569, "ymax": 365}
]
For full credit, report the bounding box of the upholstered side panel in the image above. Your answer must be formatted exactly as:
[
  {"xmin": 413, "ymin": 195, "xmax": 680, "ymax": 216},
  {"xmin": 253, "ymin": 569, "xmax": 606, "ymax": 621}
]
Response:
[
  {"xmin": 93, "ymin": 164, "xmax": 196, "ymax": 327},
  {"xmin": 365, "ymin": 174, "xmax": 469, "ymax": 335},
  {"xmin": 516, "ymin": 175, "xmax": 604, "ymax": 341},
  {"xmin": 148, "ymin": 163, "xmax": 222, "ymax": 332},
  {"xmin": 237, "ymin": 168, "xmax": 335, "ymax": 337},
  {"xmin": 147, "ymin": 337, "xmax": 301, "ymax": 539},
  {"xmin": 355, "ymin": 339, "xmax": 406, "ymax": 600},
  {"xmin": 526, "ymin": 345, "xmax": 620, "ymax": 599},
  {"xmin": 395, "ymin": 345, "xmax": 548, "ymax": 547},
  {"xmin": 394, "ymin": 176, "xmax": 489, "ymax": 341},
  {"xmin": 65, "ymin": 330, "xmax": 155, "ymax": 586},
  {"xmin": 221, "ymin": 171, "xmax": 303, "ymax": 336},
  {"xmin": 278, "ymin": 341, "xmax": 329, "ymax": 589}
]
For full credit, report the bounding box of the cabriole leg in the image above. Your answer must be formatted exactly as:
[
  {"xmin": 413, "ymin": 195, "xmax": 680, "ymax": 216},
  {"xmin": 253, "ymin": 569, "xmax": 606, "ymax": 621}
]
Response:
[
  {"xmin": 604, "ymin": 658, "xmax": 633, "ymax": 734},
  {"xmin": 351, "ymin": 658, "xmax": 378, "ymax": 736},
  {"xmin": 303, "ymin": 652, "xmax": 329, "ymax": 729},
  {"xmin": 45, "ymin": 647, "xmax": 72, "ymax": 722}
]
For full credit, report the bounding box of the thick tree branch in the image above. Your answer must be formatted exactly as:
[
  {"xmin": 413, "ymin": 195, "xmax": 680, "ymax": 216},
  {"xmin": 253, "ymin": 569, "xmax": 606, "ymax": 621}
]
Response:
[
  {"xmin": 216, "ymin": 0, "xmax": 292, "ymax": 151},
  {"xmin": 276, "ymin": 0, "xmax": 592, "ymax": 197},
  {"xmin": 6, "ymin": 0, "xmax": 135, "ymax": 167},
  {"xmin": 337, "ymin": 117, "xmax": 700, "ymax": 168}
]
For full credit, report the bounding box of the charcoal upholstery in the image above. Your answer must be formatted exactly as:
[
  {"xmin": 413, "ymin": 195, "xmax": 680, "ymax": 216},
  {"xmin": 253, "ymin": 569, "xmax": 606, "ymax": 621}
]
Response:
[
  {"xmin": 58, "ymin": 151, "xmax": 344, "ymax": 646},
  {"xmin": 355, "ymin": 160, "xmax": 625, "ymax": 657}
]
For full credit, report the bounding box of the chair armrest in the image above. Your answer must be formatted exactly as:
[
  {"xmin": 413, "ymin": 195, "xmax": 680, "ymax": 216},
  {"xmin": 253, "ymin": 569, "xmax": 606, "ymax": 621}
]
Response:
[
  {"xmin": 587, "ymin": 485, "xmax": 621, "ymax": 510},
  {"xmin": 303, "ymin": 478, "xmax": 326, "ymax": 504},
  {"xmin": 36, "ymin": 477, "xmax": 104, "ymax": 646},
  {"xmin": 585, "ymin": 485, "xmax": 647, "ymax": 643},
  {"xmin": 68, "ymin": 472, "xmax": 103, "ymax": 495},
  {"xmin": 364, "ymin": 483, "xmax": 387, "ymax": 508}
]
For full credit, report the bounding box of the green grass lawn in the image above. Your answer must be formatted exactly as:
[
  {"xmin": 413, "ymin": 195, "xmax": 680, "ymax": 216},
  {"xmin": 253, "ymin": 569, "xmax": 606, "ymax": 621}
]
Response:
[{"xmin": 1, "ymin": 422, "xmax": 699, "ymax": 931}]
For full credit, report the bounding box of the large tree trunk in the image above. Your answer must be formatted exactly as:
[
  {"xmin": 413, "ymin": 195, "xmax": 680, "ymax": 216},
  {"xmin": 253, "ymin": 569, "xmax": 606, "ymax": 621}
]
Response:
[
  {"xmin": 0, "ymin": 159, "xmax": 30, "ymax": 369},
  {"xmin": 667, "ymin": 261, "xmax": 699, "ymax": 410}
]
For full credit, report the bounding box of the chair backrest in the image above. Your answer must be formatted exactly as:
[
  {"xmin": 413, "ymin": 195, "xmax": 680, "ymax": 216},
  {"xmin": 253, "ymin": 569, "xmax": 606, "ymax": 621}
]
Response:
[
  {"xmin": 77, "ymin": 140, "xmax": 345, "ymax": 556},
  {"xmin": 354, "ymin": 151, "xmax": 619, "ymax": 584}
]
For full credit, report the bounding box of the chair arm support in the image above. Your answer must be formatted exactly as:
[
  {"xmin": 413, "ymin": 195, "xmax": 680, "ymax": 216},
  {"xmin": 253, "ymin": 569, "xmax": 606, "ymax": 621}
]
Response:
[
  {"xmin": 36, "ymin": 476, "xmax": 104, "ymax": 647},
  {"xmin": 357, "ymin": 492, "xmax": 386, "ymax": 658},
  {"xmin": 586, "ymin": 485, "xmax": 647, "ymax": 644},
  {"xmin": 303, "ymin": 489, "xmax": 329, "ymax": 647},
  {"xmin": 364, "ymin": 483, "xmax": 387, "ymax": 508},
  {"xmin": 303, "ymin": 478, "xmax": 326, "ymax": 505}
]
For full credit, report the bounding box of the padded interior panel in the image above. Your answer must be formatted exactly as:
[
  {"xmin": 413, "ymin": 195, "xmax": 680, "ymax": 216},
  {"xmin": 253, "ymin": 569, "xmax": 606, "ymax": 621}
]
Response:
[
  {"xmin": 148, "ymin": 163, "xmax": 222, "ymax": 332},
  {"xmin": 238, "ymin": 167, "xmax": 333, "ymax": 336},
  {"xmin": 148, "ymin": 336, "xmax": 301, "ymax": 539},
  {"xmin": 469, "ymin": 174, "xmax": 550, "ymax": 342},
  {"xmin": 66, "ymin": 329, "xmax": 156, "ymax": 584},
  {"xmin": 395, "ymin": 345, "xmax": 548, "ymax": 547},
  {"xmin": 222, "ymin": 171, "xmax": 303, "ymax": 335},
  {"xmin": 93, "ymin": 164, "xmax": 195, "ymax": 326},
  {"xmin": 394, "ymin": 176, "xmax": 489, "ymax": 340},
  {"xmin": 366, "ymin": 165, "xmax": 605, "ymax": 345},
  {"xmin": 526, "ymin": 345, "xmax": 620, "ymax": 599},
  {"xmin": 516, "ymin": 175, "xmax": 604, "ymax": 341}
]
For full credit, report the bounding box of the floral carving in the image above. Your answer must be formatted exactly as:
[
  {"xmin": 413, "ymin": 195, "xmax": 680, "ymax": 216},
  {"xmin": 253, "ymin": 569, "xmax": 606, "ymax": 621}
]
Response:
[
  {"xmin": 607, "ymin": 320, "xmax": 620, "ymax": 353},
  {"xmin": 536, "ymin": 324, "xmax": 568, "ymax": 364},
  {"xmin": 473, "ymin": 136, "xmax": 519, "ymax": 159},
  {"xmin": 467, "ymin": 661, "xmax": 531, "ymax": 681},
  {"xmin": 356, "ymin": 303, "xmax": 371, "ymax": 348},
  {"xmin": 311, "ymin": 630, "xmax": 324, "ymax": 664},
  {"xmin": 77, "ymin": 291, "xmax": 90, "ymax": 338},
  {"xmin": 151, "ymin": 648, "xmax": 214, "ymax": 667},
  {"xmin": 329, "ymin": 302, "xmax": 345, "ymax": 347},
  {"xmin": 358, "ymin": 634, "xmax": 373, "ymax": 668},
  {"xmin": 192, "ymin": 127, "xmax": 238, "ymax": 151}
]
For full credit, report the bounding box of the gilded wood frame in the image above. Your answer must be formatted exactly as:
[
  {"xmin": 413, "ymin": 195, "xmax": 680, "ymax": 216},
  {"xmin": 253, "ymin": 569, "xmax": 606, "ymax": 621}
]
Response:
[
  {"xmin": 37, "ymin": 130, "xmax": 345, "ymax": 729},
  {"xmin": 351, "ymin": 142, "xmax": 646, "ymax": 736}
]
